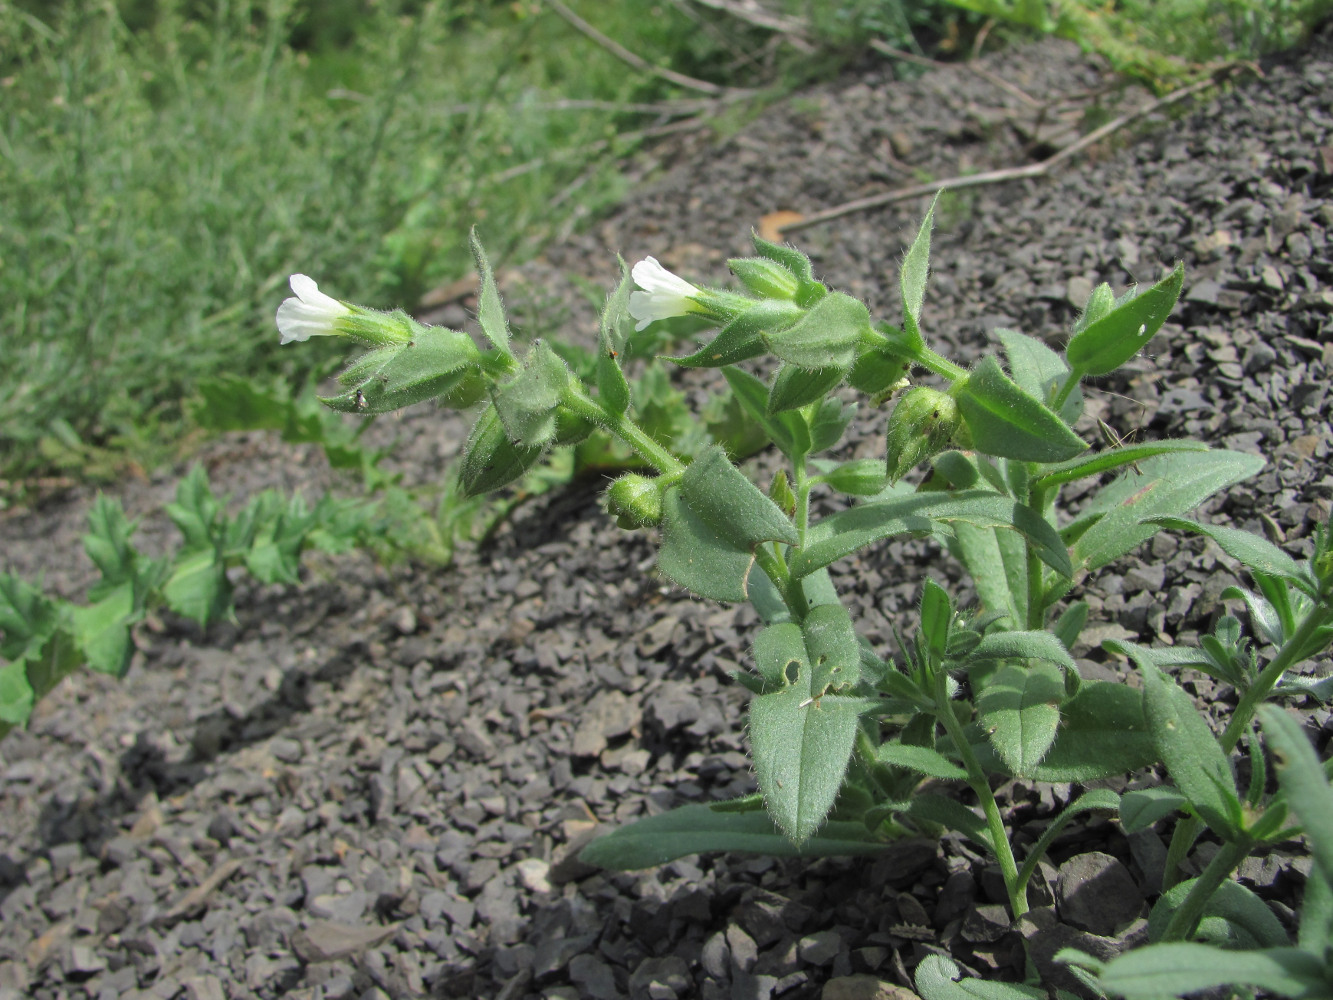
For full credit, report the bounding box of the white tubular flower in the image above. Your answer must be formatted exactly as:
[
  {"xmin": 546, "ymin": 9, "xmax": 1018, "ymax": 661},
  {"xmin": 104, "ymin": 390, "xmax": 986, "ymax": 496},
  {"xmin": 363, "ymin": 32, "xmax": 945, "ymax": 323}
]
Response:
[
  {"xmin": 628, "ymin": 257, "xmax": 702, "ymax": 332},
  {"xmin": 276, "ymin": 274, "xmax": 351, "ymax": 344}
]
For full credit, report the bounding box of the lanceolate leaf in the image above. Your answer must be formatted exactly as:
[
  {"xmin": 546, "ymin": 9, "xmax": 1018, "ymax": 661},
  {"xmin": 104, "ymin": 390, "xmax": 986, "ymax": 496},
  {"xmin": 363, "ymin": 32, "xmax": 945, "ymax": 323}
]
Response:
[
  {"xmin": 669, "ymin": 300, "xmax": 804, "ymax": 368},
  {"xmin": 1033, "ymin": 439, "xmax": 1212, "ymax": 490},
  {"xmin": 768, "ymin": 363, "xmax": 844, "ymax": 414},
  {"xmin": 901, "ymin": 195, "xmax": 937, "ymax": 332},
  {"xmin": 877, "ymin": 743, "xmax": 967, "ymax": 781},
  {"xmin": 1260, "ymin": 705, "xmax": 1333, "ymax": 888},
  {"xmin": 492, "ymin": 340, "xmax": 571, "ymax": 448},
  {"xmin": 793, "ymin": 490, "xmax": 1071, "ymax": 579},
  {"xmin": 579, "ymin": 802, "xmax": 892, "ymax": 870},
  {"xmin": 320, "ymin": 327, "xmax": 481, "ymax": 414},
  {"xmin": 1120, "ymin": 786, "xmax": 1188, "ymax": 833},
  {"xmin": 470, "ymin": 228, "xmax": 510, "ymax": 353},
  {"xmin": 1065, "ymin": 263, "xmax": 1184, "ymax": 377},
  {"xmin": 1096, "ymin": 944, "xmax": 1325, "ymax": 1000},
  {"xmin": 1071, "ymin": 450, "xmax": 1265, "ymax": 571},
  {"xmin": 596, "ymin": 258, "xmax": 633, "ymax": 416},
  {"xmin": 458, "ymin": 405, "xmax": 544, "ymax": 497},
  {"xmin": 969, "ymin": 631, "xmax": 1077, "ymax": 671},
  {"xmin": 1147, "ymin": 517, "xmax": 1315, "ymax": 595},
  {"xmin": 954, "ymin": 356, "xmax": 1088, "ymax": 463},
  {"xmin": 994, "ymin": 326, "xmax": 1083, "ymax": 424}
]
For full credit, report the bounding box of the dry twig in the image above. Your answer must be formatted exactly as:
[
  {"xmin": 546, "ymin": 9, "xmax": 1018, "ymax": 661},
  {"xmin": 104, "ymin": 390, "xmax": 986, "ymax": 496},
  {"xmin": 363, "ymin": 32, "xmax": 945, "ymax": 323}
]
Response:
[{"xmin": 778, "ymin": 73, "xmax": 1224, "ymax": 236}]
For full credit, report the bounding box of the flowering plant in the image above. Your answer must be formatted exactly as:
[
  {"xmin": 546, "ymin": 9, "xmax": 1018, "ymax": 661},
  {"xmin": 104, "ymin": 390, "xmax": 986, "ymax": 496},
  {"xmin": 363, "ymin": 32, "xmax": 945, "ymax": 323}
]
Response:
[{"xmin": 278, "ymin": 213, "xmax": 1333, "ymax": 996}]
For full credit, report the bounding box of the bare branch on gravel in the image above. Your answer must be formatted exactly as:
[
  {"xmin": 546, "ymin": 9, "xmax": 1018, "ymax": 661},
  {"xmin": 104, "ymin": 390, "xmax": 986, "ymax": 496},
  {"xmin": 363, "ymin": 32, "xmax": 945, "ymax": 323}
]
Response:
[{"xmin": 779, "ymin": 71, "xmax": 1234, "ymax": 236}]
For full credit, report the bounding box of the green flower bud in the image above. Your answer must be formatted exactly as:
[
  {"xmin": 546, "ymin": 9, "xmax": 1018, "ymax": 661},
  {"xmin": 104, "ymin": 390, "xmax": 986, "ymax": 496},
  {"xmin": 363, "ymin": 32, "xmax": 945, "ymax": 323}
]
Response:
[
  {"xmin": 728, "ymin": 257, "xmax": 800, "ymax": 300},
  {"xmin": 885, "ymin": 386, "xmax": 961, "ymax": 483},
  {"xmin": 606, "ymin": 473, "xmax": 664, "ymax": 529},
  {"xmin": 849, "ymin": 346, "xmax": 910, "ymax": 403}
]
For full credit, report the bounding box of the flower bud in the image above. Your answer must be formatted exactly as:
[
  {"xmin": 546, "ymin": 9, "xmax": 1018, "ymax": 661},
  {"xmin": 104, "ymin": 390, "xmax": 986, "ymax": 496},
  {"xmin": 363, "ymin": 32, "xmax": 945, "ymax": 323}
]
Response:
[
  {"xmin": 885, "ymin": 387, "xmax": 961, "ymax": 483},
  {"xmin": 728, "ymin": 257, "xmax": 800, "ymax": 300},
  {"xmin": 605, "ymin": 473, "xmax": 664, "ymax": 530}
]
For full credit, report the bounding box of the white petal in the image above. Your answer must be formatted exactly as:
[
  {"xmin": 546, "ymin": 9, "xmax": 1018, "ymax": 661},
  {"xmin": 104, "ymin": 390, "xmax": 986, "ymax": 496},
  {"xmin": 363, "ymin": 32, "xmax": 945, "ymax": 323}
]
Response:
[
  {"xmin": 632, "ymin": 256, "xmax": 697, "ymax": 298},
  {"xmin": 277, "ymin": 274, "xmax": 349, "ymax": 344}
]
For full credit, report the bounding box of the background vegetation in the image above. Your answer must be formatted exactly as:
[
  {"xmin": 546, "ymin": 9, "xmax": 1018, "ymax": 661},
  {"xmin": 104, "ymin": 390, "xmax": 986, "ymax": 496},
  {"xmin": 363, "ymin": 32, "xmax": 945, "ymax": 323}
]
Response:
[{"xmin": 0, "ymin": 0, "xmax": 1327, "ymax": 488}]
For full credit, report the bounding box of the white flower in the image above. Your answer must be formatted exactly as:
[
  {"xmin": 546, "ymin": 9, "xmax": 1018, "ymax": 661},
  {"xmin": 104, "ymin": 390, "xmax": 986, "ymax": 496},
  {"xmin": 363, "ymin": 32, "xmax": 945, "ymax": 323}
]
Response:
[
  {"xmin": 628, "ymin": 257, "xmax": 701, "ymax": 332},
  {"xmin": 276, "ymin": 274, "xmax": 351, "ymax": 344}
]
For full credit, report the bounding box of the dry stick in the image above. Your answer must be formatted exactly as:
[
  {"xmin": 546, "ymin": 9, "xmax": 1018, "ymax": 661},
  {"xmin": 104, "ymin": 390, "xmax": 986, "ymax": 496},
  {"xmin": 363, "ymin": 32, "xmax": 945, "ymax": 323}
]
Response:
[
  {"xmin": 778, "ymin": 73, "xmax": 1222, "ymax": 236},
  {"xmin": 868, "ymin": 38, "xmax": 1041, "ymax": 108},
  {"xmin": 543, "ymin": 0, "xmax": 751, "ymax": 98},
  {"xmin": 687, "ymin": 0, "xmax": 811, "ymax": 38}
]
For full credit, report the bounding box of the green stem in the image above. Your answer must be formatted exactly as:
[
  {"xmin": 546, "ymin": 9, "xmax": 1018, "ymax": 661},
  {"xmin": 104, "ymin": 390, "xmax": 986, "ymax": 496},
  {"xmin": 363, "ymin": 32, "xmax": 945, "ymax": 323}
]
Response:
[
  {"xmin": 1024, "ymin": 482, "xmax": 1048, "ymax": 631},
  {"xmin": 561, "ymin": 385, "xmax": 685, "ymax": 477},
  {"xmin": 915, "ymin": 346, "xmax": 967, "ymax": 382},
  {"xmin": 754, "ymin": 544, "xmax": 809, "ymax": 621},
  {"xmin": 1162, "ymin": 604, "xmax": 1333, "ymax": 888},
  {"xmin": 932, "ymin": 668, "xmax": 1027, "ymax": 919},
  {"xmin": 793, "ymin": 456, "xmax": 811, "ymax": 546},
  {"xmin": 1160, "ymin": 838, "xmax": 1253, "ymax": 942}
]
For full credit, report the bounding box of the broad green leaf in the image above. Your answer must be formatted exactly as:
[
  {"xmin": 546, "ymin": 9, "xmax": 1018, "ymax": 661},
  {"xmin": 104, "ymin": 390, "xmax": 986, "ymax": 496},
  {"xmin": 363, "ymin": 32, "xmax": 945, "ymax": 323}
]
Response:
[
  {"xmin": 970, "ymin": 631, "xmax": 1077, "ymax": 671},
  {"xmin": 165, "ymin": 465, "xmax": 221, "ymax": 551},
  {"xmin": 1298, "ymin": 864, "xmax": 1333, "ymax": 954},
  {"xmin": 793, "ymin": 489, "xmax": 1071, "ymax": 580},
  {"xmin": 668, "ymin": 300, "xmax": 804, "ymax": 368},
  {"xmin": 1147, "ymin": 517, "xmax": 1315, "ymax": 595},
  {"xmin": 767, "ymin": 363, "xmax": 844, "ymax": 414},
  {"xmin": 753, "ymin": 622, "xmax": 805, "ymax": 689},
  {"xmin": 749, "ymin": 659, "xmax": 860, "ymax": 843},
  {"xmin": 83, "ymin": 494, "xmax": 140, "ymax": 598},
  {"xmin": 1100, "ymin": 943, "xmax": 1325, "ymax": 999},
  {"xmin": 0, "ymin": 659, "xmax": 34, "ymax": 728},
  {"xmin": 877, "ymin": 743, "xmax": 967, "ymax": 781},
  {"xmin": 320, "ymin": 327, "xmax": 481, "ymax": 414},
  {"xmin": 1065, "ymin": 263, "xmax": 1184, "ymax": 377},
  {"xmin": 976, "ymin": 662, "xmax": 1065, "ymax": 776},
  {"xmin": 901, "ymin": 195, "xmax": 938, "ymax": 331},
  {"xmin": 1033, "ymin": 439, "xmax": 1212, "ymax": 490},
  {"xmin": 1149, "ymin": 878, "xmax": 1292, "ymax": 950},
  {"xmin": 954, "ymin": 356, "xmax": 1088, "ymax": 463},
  {"xmin": 1071, "ymin": 450, "xmax": 1265, "ymax": 571},
  {"xmin": 764, "ymin": 292, "xmax": 869, "ymax": 370},
  {"xmin": 458, "ymin": 405, "xmax": 544, "ymax": 497},
  {"xmin": 949, "ymin": 523, "xmax": 1026, "ymax": 624},
  {"xmin": 69, "ymin": 584, "xmax": 136, "ymax": 677},
  {"xmin": 470, "ymin": 228, "xmax": 510, "ymax": 352},
  {"xmin": 1001, "ymin": 680, "xmax": 1154, "ymax": 782},
  {"xmin": 802, "ymin": 603, "xmax": 861, "ymax": 695},
  {"xmin": 1120, "ymin": 786, "xmax": 1188, "ymax": 833},
  {"xmin": 596, "ymin": 258, "xmax": 633, "ymax": 416},
  {"xmin": 1261, "ymin": 705, "xmax": 1333, "ymax": 888},
  {"xmin": 162, "ymin": 547, "xmax": 232, "ymax": 628},
  {"xmin": 578, "ymin": 802, "xmax": 892, "ymax": 870},
  {"xmin": 808, "ymin": 398, "xmax": 855, "ymax": 454},
  {"xmin": 916, "ymin": 955, "xmax": 1046, "ymax": 1000},
  {"xmin": 1130, "ymin": 651, "xmax": 1241, "ymax": 838},
  {"xmin": 658, "ymin": 447, "xmax": 797, "ymax": 602},
  {"xmin": 492, "ymin": 340, "xmax": 571, "ymax": 448},
  {"xmin": 919, "ymin": 578, "xmax": 952, "ymax": 663},
  {"xmin": 994, "ymin": 327, "xmax": 1082, "ymax": 424}
]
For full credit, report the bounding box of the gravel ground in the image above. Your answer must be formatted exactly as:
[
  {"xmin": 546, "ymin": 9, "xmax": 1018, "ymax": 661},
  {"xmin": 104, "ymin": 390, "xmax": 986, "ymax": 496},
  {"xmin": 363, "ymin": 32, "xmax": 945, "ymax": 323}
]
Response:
[{"xmin": 1, "ymin": 27, "xmax": 1332, "ymax": 1000}]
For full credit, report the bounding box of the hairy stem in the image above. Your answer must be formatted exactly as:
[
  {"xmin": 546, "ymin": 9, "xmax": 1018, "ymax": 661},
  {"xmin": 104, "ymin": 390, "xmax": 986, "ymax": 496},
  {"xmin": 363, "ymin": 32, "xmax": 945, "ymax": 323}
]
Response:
[
  {"xmin": 1160, "ymin": 838, "xmax": 1253, "ymax": 942},
  {"xmin": 561, "ymin": 385, "xmax": 685, "ymax": 477}
]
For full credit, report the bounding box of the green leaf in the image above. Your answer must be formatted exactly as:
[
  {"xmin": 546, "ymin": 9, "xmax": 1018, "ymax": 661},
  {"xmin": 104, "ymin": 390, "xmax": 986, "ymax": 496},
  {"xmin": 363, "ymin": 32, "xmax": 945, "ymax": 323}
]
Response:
[
  {"xmin": 916, "ymin": 955, "xmax": 1046, "ymax": 1000},
  {"xmin": 970, "ymin": 631, "xmax": 1077, "ymax": 672},
  {"xmin": 722, "ymin": 367, "xmax": 810, "ymax": 460},
  {"xmin": 954, "ymin": 356, "xmax": 1088, "ymax": 463},
  {"xmin": 1120, "ymin": 786, "xmax": 1188, "ymax": 833},
  {"xmin": 1098, "ymin": 944, "xmax": 1326, "ymax": 999},
  {"xmin": 0, "ymin": 659, "xmax": 34, "ymax": 728},
  {"xmin": 1149, "ymin": 878, "xmax": 1292, "ymax": 950},
  {"xmin": 749, "ymin": 660, "xmax": 860, "ymax": 844},
  {"xmin": 1009, "ymin": 680, "xmax": 1155, "ymax": 782},
  {"xmin": 751, "ymin": 231, "xmax": 813, "ymax": 281},
  {"xmin": 752, "ymin": 621, "xmax": 805, "ymax": 688},
  {"xmin": 658, "ymin": 447, "xmax": 798, "ymax": 602},
  {"xmin": 1017, "ymin": 789, "xmax": 1120, "ymax": 894},
  {"xmin": 793, "ymin": 489, "xmax": 1071, "ymax": 580},
  {"xmin": 1261, "ymin": 705, "xmax": 1333, "ymax": 889},
  {"xmin": 1130, "ymin": 651, "xmax": 1241, "ymax": 838},
  {"xmin": 1065, "ymin": 263, "xmax": 1184, "ymax": 377},
  {"xmin": 320, "ymin": 327, "xmax": 481, "ymax": 414},
  {"xmin": 83, "ymin": 494, "xmax": 139, "ymax": 597},
  {"xmin": 802, "ymin": 603, "xmax": 861, "ymax": 695},
  {"xmin": 907, "ymin": 793, "xmax": 993, "ymax": 852},
  {"xmin": 877, "ymin": 743, "xmax": 967, "ymax": 781},
  {"xmin": 767, "ymin": 363, "xmax": 844, "ymax": 415},
  {"xmin": 1053, "ymin": 601, "xmax": 1088, "ymax": 653},
  {"xmin": 976, "ymin": 662, "xmax": 1065, "ymax": 776},
  {"xmin": 994, "ymin": 327, "xmax": 1082, "ymax": 424},
  {"xmin": 669, "ymin": 300, "xmax": 804, "ymax": 368},
  {"xmin": 817, "ymin": 458, "xmax": 887, "ymax": 497},
  {"xmin": 459, "ymin": 404, "xmax": 545, "ymax": 497},
  {"xmin": 470, "ymin": 228, "xmax": 510, "ymax": 353},
  {"xmin": 808, "ymin": 398, "xmax": 855, "ymax": 454},
  {"xmin": 1071, "ymin": 450, "xmax": 1265, "ymax": 571},
  {"xmin": 492, "ymin": 340, "xmax": 571, "ymax": 447},
  {"xmin": 919, "ymin": 578, "xmax": 952, "ymax": 663},
  {"xmin": 578, "ymin": 802, "xmax": 892, "ymax": 870},
  {"xmin": 69, "ymin": 584, "xmax": 136, "ymax": 677},
  {"xmin": 164, "ymin": 465, "xmax": 221, "ymax": 551},
  {"xmin": 1147, "ymin": 517, "xmax": 1315, "ymax": 596},
  {"xmin": 764, "ymin": 292, "xmax": 869, "ymax": 370},
  {"xmin": 901, "ymin": 196, "xmax": 938, "ymax": 332},
  {"xmin": 596, "ymin": 258, "xmax": 634, "ymax": 417},
  {"xmin": 1033, "ymin": 439, "xmax": 1212, "ymax": 490},
  {"xmin": 949, "ymin": 522, "xmax": 1026, "ymax": 625},
  {"xmin": 162, "ymin": 547, "xmax": 232, "ymax": 627}
]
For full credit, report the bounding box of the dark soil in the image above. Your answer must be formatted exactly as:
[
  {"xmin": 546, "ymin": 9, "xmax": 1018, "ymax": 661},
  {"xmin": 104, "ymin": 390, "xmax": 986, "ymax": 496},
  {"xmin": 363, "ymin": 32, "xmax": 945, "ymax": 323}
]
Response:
[{"xmin": 2, "ymin": 28, "xmax": 1332, "ymax": 1000}]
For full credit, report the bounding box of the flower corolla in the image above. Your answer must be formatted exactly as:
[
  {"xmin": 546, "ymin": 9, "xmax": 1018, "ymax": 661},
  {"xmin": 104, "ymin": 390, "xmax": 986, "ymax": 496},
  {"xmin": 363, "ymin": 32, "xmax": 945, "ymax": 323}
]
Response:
[
  {"xmin": 628, "ymin": 257, "xmax": 701, "ymax": 332},
  {"xmin": 277, "ymin": 274, "xmax": 351, "ymax": 344}
]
